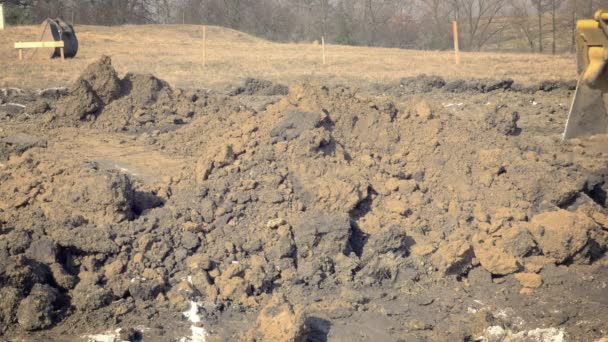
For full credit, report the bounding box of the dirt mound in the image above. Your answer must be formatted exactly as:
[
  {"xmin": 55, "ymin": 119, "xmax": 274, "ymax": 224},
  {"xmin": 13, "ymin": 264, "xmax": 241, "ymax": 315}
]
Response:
[
  {"xmin": 54, "ymin": 55, "xmax": 120, "ymax": 122},
  {"xmin": 78, "ymin": 55, "xmax": 122, "ymax": 103},
  {"xmin": 48, "ymin": 56, "xmax": 233, "ymax": 133},
  {"xmin": 0, "ymin": 59, "xmax": 607, "ymax": 340},
  {"xmin": 92, "ymin": 72, "xmax": 176, "ymax": 131},
  {"xmin": 228, "ymin": 78, "xmax": 289, "ymax": 96},
  {"xmin": 396, "ymin": 74, "xmax": 576, "ymax": 94}
]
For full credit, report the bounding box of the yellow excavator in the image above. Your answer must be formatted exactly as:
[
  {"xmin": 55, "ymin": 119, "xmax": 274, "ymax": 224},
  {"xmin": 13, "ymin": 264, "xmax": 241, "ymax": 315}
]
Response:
[{"xmin": 564, "ymin": 10, "xmax": 608, "ymax": 139}]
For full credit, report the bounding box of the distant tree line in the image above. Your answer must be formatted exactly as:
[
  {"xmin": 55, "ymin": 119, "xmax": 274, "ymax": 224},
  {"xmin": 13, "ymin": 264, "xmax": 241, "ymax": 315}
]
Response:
[{"xmin": 2, "ymin": 0, "xmax": 608, "ymax": 53}]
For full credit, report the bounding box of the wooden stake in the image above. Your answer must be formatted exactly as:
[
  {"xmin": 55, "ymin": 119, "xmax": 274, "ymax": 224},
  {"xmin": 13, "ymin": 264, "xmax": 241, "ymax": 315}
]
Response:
[
  {"xmin": 202, "ymin": 26, "xmax": 207, "ymax": 67},
  {"xmin": 18, "ymin": 49, "xmax": 23, "ymax": 61},
  {"xmin": 321, "ymin": 36, "xmax": 326, "ymax": 65},
  {"xmin": 453, "ymin": 21, "xmax": 460, "ymax": 65},
  {"xmin": 0, "ymin": 4, "xmax": 4, "ymax": 31},
  {"xmin": 60, "ymin": 47, "xmax": 65, "ymax": 61}
]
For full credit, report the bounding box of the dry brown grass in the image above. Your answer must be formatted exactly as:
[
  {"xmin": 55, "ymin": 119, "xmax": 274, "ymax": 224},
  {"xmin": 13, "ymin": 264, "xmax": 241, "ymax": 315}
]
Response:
[{"xmin": 0, "ymin": 24, "xmax": 577, "ymax": 90}]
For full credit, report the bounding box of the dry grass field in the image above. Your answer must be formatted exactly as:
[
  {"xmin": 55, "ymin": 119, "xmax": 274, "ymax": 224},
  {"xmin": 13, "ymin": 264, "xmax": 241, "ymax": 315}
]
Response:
[
  {"xmin": 3, "ymin": 24, "xmax": 608, "ymax": 342},
  {"xmin": 1, "ymin": 24, "xmax": 577, "ymax": 90}
]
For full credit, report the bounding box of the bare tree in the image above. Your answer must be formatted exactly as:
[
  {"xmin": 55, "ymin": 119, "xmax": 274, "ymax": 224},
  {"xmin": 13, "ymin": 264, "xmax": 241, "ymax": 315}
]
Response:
[
  {"xmin": 550, "ymin": 0, "xmax": 565, "ymax": 54},
  {"xmin": 530, "ymin": 0, "xmax": 551, "ymax": 53},
  {"xmin": 363, "ymin": 0, "xmax": 389, "ymax": 45},
  {"xmin": 565, "ymin": 0, "xmax": 576, "ymax": 52},
  {"xmin": 450, "ymin": 0, "xmax": 509, "ymax": 51},
  {"xmin": 418, "ymin": 0, "xmax": 453, "ymax": 49},
  {"xmin": 510, "ymin": 0, "xmax": 536, "ymax": 52}
]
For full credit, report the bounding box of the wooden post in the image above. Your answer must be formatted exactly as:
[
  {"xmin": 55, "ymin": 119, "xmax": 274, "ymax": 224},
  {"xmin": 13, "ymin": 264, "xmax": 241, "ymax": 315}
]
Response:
[
  {"xmin": 0, "ymin": 4, "xmax": 5, "ymax": 31},
  {"xmin": 14, "ymin": 41, "xmax": 65, "ymax": 61},
  {"xmin": 321, "ymin": 36, "xmax": 326, "ymax": 65},
  {"xmin": 202, "ymin": 25, "xmax": 207, "ymax": 67},
  {"xmin": 452, "ymin": 21, "xmax": 460, "ymax": 65}
]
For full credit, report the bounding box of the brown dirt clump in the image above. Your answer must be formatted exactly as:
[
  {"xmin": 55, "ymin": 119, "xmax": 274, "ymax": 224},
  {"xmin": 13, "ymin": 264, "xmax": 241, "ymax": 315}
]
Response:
[
  {"xmin": 77, "ymin": 55, "xmax": 122, "ymax": 104},
  {"xmin": 243, "ymin": 294, "xmax": 308, "ymax": 341},
  {"xmin": 0, "ymin": 57, "xmax": 606, "ymax": 341},
  {"xmin": 228, "ymin": 78, "xmax": 289, "ymax": 96},
  {"xmin": 530, "ymin": 210, "xmax": 602, "ymax": 264}
]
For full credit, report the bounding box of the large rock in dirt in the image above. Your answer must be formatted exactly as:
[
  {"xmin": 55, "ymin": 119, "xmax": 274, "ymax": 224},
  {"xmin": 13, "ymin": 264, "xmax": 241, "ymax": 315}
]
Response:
[
  {"xmin": 42, "ymin": 169, "xmax": 135, "ymax": 225},
  {"xmin": 0, "ymin": 230, "xmax": 32, "ymax": 256},
  {"xmin": 431, "ymin": 240, "xmax": 474, "ymax": 276},
  {"xmin": 128, "ymin": 278, "xmax": 165, "ymax": 301},
  {"xmin": 294, "ymin": 211, "xmax": 352, "ymax": 259},
  {"xmin": 77, "ymin": 55, "xmax": 122, "ymax": 104},
  {"xmin": 0, "ymin": 287, "xmax": 22, "ymax": 333},
  {"xmin": 361, "ymin": 225, "xmax": 411, "ymax": 261},
  {"xmin": 0, "ymin": 255, "xmax": 50, "ymax": 290},
  {"xmin": 71, "ymin": 282, "xmax": 113, "ymax": 312},
  {"xmin": 25, "ymin": 238, "xmax": 58, "ymax": 264},
  {"xmin": 474, "ymin": 244, "xmax": 520, "ymax": 276},
  {"xmin": 514, "ymin": 272, "xmax": 543, "ymax": 288},
  {"xmin": 17, "ymin": 284, "xmax": 58, "ymax": 331},
  {"xmin": 49, "ymin": 224, "xmax": 119, "ymax": 254},
  {"xmin": 473, "ymin": 234, "xmax": 521, "ymax": 275},
  {"xmin": 501, "ymin": 223, "xmax": 537, "ymax": 258},
  {"xmin": 49, "ymin": 263, "xmax": 77, "ymax": 290},
  {"xmin": 244, "ymin": 294, "xmax": 309, "ymax": 342},
  {"xmin": 293, "ymin": 211, "xmax": 353, "ymax": 283},
  {"xmin": 529, "ymin": 210, "xmax": 597, "ymax": 264}
]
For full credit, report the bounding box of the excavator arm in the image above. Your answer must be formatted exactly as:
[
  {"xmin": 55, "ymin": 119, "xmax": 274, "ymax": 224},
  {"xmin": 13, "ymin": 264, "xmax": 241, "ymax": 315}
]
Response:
[{"xmin": 564, "ymin": 10, "xmax": 608, "ymax": 139}]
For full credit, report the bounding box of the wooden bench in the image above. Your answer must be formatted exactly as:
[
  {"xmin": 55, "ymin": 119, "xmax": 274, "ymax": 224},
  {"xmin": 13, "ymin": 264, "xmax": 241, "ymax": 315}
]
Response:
[{"xmin": 14, "ymin": 41, "xmax": 65, "ymax": 61}]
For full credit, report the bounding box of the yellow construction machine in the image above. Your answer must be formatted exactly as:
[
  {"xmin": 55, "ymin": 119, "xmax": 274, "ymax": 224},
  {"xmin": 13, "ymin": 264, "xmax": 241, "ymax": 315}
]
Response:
[{"xmin": 565, "ymin": 10, "xmax": 608, "ymax": 139}]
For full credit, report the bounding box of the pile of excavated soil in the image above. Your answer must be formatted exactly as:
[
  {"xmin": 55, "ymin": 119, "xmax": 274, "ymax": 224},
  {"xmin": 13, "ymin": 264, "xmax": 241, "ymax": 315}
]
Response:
[
  {"xmin": 17, "ymin": 56, "xmax": 239, "ymax": 134},
  {"xmin": 0, "ymin": 57, "xmax": 607, "ymax": 341}
]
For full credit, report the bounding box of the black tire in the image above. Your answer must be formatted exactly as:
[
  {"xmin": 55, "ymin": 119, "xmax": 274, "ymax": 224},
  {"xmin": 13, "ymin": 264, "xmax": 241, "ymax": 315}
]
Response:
[{"xmin": 46, "ymin": 18, "xmax": 79, "ymax": 58}]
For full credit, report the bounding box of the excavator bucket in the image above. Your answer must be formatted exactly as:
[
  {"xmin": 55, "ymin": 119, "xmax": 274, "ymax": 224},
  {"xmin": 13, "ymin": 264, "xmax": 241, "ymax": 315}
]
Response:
[{"xmin": 564, "ymin": 11, "xmax": 608, "ymax": 140}]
